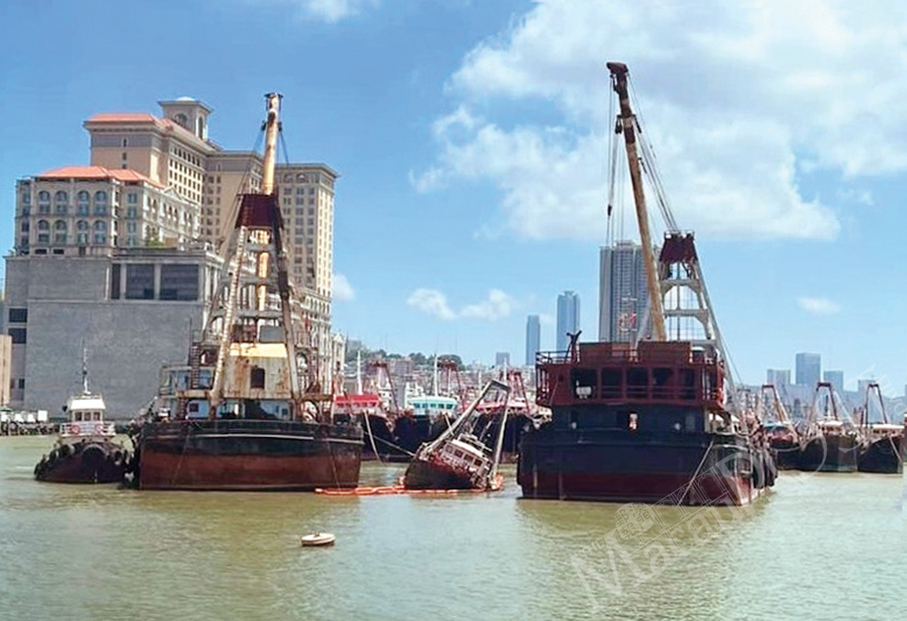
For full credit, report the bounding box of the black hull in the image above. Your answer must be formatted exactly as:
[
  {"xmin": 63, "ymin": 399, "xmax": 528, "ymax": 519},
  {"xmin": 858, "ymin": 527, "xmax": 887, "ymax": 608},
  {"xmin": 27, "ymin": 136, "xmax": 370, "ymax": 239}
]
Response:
[
  {"xmin": 361, "ymin": 414, "xmax": 409, "ymax": 461},
  {"xmin": 135, "ymin": 419, "xmax": 363, "ymax": 490},
  {"xmin": 858, "ymin": 437, "xmax": 903, "ymax": 474},
  {"xmin": 769, "ymin": 438, "xmax": 801, "ymax": 470},
  {"xmin": 518, "ymin": 427, "xmax": 772, "ymax": 506},
  {"xmin": 392, "ymin": 416, "xmax": 434, "ymax": 455},
  {"xmin": 403, "ymin": 458, "xmax": 477, "ymax": 490},
  {"xmin": 798, "ymin": 434, "xmax": 859, "ymax": 473},
  {"xmin": 35, "ymin": 440, "xmax": 129, "ymax": 484}
]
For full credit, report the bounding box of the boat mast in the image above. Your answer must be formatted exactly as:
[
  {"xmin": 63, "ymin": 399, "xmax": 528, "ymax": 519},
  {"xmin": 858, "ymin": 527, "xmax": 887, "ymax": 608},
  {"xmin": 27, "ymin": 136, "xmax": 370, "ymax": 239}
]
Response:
[
  {"xmin": 607, "ymin": 61, "xmax": 667, "ymax": 342},
  {"xmin": 81, "ymin": 345, "xmax": 90, "ymax": 394}
]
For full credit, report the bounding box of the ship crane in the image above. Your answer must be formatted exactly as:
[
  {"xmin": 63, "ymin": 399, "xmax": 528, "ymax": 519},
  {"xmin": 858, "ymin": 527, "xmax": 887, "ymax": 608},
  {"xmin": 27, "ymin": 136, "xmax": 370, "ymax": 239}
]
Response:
[{"xmin": 607, "ymin": 62, "xmax": 739, "ymax": 410}]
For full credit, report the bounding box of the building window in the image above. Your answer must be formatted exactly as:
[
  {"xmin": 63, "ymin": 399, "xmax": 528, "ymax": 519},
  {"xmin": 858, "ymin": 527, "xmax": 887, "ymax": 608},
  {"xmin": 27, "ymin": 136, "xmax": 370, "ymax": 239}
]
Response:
[
  {"xmin": 21, "ymin": 192, "xmax": 31, "ymax": 204},
  {"xmin": 20, "ymin": 221, "xmax": 29, "ymax": 232},
  {"xmin": 127, "ymin": 192, "xmax": 138, "ymax": 204},
  {"xmin": 250, "ymin": 367, "xmax": 265, "ymax": 389},
  {"xmin": 77, "ymin": 191, "xmax": 90, "ymax": 215},
  {"xmin": 110, "ymin": 264, "xmax": 121, "ymax": 299},
  {"xmin": 8, "ymin": 328, "xmax": 26, "ymax": 344},
  {"xmin": 8, "ymin": 308, "xmax": 27, "ymax": 323},
  {"xmin": 37, "ymin": 220, "xmax": 49, "ymax": 231},
  {"xmin": 37, "ymin": 234, "xmax": 49, "ymax": 243},
  {"xmin": 125, "ymin": 264, "xmax": 155, "ymax": 300},
  {"xmin": 159, "ymin": 264, "xmax": 199, "ymax": 301},
  {"xmin": 94, "ymin": 191, "xmax": 108, "ymax": 214}
]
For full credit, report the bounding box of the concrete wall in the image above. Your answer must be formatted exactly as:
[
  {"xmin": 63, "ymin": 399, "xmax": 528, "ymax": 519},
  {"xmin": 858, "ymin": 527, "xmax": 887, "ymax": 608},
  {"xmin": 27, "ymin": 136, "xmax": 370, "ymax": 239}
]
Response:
[{"xmin": 5, "ymin": 252, "xmax": 214, "ymax": 418}]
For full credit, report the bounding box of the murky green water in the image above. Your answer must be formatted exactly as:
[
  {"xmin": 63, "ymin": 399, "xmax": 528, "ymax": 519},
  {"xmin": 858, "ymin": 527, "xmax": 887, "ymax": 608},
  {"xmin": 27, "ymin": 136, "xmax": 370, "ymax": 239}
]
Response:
[{"xmin": 1, "ymin": 436, "xmax": 904, "ymax": 620}]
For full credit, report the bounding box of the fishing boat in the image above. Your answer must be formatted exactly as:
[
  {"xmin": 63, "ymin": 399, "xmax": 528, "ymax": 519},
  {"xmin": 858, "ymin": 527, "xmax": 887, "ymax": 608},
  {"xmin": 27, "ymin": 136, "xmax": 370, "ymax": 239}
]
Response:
[
  {"xmin": 35, "ymin": 353, "xmax": 130, "ymax": 484},
  {"xmin": 756, "ymin": 384, "xmax": 801, "ymax": 470},
  {"xmin": 403, "ymin": 380, "xmax": 509, "ymax": 491},
  {"xmin": 517, "ymin": 62, "xmax": 775, "ymax": 506},
  {"xmin": 131, "ymin": 93, "xmax": 362, "ymax": 490},
  {"xmin": 855, "ymin": 382, "xmax": 903, "ymax": 474},
  {"xmin": 798, "ymin": 382, "xmax": 861, "ymax": 473},
  {"xmin": 301, "ymin": 532, "xmax": 335, "ymax": 547}
]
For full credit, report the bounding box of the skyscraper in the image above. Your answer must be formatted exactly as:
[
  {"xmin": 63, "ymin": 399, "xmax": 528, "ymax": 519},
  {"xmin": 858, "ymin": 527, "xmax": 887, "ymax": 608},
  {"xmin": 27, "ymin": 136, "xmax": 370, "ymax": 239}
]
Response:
[
  {"xmin": 766, "ymin": 369, "xmax": 791, "ymax": 387},
  {"xmin": 795, "ymin": 353, "xmax": 821, "ymax": 387},
  {"xmin": 823, "ymin": 370, "xmax": 844, "ymax": 394},
  {"xmin": 556, "ymin": 291, "xmax": 580, "ymax": 352},
  {"xmin": 525, "ymin": 315, "xmax": 541, "ymax": 365},
  {"xmin": 599, "ymin": 242, "xmax": 648, "ymax": 343}
]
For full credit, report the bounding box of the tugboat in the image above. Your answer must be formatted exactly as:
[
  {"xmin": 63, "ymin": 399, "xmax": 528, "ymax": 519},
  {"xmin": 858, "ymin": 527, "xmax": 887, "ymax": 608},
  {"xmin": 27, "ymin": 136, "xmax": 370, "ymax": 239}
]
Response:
[
  {"xmin": 798, "ymin": 382, "xmax": 861, "ymax": 473},
  {"xmin": 756, "ymin": 384, "xmax": 801, "ymax": 470},
  {"xmin": 856, "ymin": 382, "xmax": 903, "ymax": 474},
  {"xmin": 403, "ymin": 380, "xmax": 510, "ymax": 491},
  {"xmin": 35, "ymin": 353, "xmax": 130, "ymax": 483},
  {"xmin": 517, "ymin": 62, "xmax": 775, "ymax": 506},
  {"xmin": 131, "ymin": 93, "xmax": 362, "ymax": 490}
]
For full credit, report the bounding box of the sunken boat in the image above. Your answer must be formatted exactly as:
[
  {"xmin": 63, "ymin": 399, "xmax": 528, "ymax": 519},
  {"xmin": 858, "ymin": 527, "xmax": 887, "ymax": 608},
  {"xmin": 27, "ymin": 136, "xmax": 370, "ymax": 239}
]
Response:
[
  {"xmin": 35, "ymin": 355, "xmax": 130, "ymax": 484},
  {"xmin": 131, "ymin": 93, "xmax": 362, "ymax": 491},
  {"xmin": 403, "ymin": 380, "xmax": 509, "ymax": 491},
  {"xmin": 517, "ymin": 62, "xmax": 775, "ymax": 506}
]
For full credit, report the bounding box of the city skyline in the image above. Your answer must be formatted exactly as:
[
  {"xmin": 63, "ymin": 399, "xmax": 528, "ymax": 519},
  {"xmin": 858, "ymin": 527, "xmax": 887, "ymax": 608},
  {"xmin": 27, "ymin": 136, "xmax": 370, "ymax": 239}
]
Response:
[{"xmin": 2, "ymin": 2, "xmax": 907, "ymax": 393}]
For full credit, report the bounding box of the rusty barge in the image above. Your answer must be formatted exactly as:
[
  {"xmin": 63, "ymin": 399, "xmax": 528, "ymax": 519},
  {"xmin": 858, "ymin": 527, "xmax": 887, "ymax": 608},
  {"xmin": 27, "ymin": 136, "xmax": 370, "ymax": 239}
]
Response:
[{"xmin": 132, "ymin": 93, "xmax": 362, "ymax": 490}]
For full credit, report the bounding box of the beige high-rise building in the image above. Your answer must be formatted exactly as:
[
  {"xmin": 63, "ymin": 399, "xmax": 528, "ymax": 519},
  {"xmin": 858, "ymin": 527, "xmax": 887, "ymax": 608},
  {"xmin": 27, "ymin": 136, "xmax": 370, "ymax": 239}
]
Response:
[{"xmin": 81, "ymin": 98, "xmax": 334, "ymax": 298}]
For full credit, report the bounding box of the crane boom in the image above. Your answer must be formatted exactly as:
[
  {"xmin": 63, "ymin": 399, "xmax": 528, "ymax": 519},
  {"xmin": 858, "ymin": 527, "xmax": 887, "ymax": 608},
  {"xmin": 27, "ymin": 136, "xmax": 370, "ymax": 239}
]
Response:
[{"xmin": 607, "ymin": 61, "xmax": 667, "ymax": 342}]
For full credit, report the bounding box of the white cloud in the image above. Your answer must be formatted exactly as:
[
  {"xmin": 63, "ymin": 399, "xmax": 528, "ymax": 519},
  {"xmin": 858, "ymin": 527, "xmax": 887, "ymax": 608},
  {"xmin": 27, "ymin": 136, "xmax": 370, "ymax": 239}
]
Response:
[
  {"xmin": 332, "ymin": 273, "xmax": 355, "ymax": 301},
  {"xmin": 460, "ymin": 289, "xmax": 515, "ymax": 321},
  {"xmin": 538, "ymin": 313, "xmax": 554, "ymax": 325},
  {"xmin": 798, "ymin": 296, "xmax": 841, "ymax": 315},
  {"xmin": 406, "ymin": 287, "xmax": 516, "ymax": 321},
  {"xmin": 407, "ymin": 288, "xmax": 457, "ymax": 321},
  {"xmin": 271, "ymin": 0, "xmax": 378, "ymax": 22},
  {"xmin": 416, "ymin": 1, "xmax": 907, "ymax": 241}
]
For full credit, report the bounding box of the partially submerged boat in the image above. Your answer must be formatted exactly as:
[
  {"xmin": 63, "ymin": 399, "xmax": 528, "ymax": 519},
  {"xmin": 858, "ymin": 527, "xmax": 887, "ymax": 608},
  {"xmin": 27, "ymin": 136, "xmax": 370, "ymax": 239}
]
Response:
[
  {"xmin": 403, "ymin": 380, "xmax": 510, "ymax": 491},
  {"xmin": 35, "ymin": 356, "xmax": 129, "ymax": 484}
]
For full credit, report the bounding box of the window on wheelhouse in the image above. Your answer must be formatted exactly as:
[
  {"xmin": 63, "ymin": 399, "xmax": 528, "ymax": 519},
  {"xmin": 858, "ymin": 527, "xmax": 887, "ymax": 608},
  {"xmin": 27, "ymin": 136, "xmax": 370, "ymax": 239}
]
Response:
[
  {"xmin": 250, "ymin": 367, "xmax": 265, "ymax": 389},
  {"xmin": 571, "ymin": 368, "xmax": 597, "ymax": 399}
]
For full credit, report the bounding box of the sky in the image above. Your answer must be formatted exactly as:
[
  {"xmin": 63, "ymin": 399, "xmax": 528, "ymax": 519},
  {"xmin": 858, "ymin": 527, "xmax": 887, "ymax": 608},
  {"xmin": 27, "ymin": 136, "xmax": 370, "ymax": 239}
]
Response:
[{"xmin": 2, "ymin": 0, "xmax": 907, "ymax": 393}]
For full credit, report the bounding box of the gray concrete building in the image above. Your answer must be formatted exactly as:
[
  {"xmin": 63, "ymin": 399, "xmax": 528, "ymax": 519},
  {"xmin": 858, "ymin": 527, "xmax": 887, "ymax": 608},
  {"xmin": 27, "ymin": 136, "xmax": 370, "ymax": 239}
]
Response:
[
  {"xmin": 4, "ymin": 247, "xmax": 221, "ymax": 417},
  {"xmin": 556, "ymin": 291, "xmax": 580, "ymax": 352},
  {"xmin": 525, "ymin": 314, "xmax": 540, "ymax": 366},
  {"xmin": 795, "ymin": 352, "xmax": 821, "ymax": 387}
]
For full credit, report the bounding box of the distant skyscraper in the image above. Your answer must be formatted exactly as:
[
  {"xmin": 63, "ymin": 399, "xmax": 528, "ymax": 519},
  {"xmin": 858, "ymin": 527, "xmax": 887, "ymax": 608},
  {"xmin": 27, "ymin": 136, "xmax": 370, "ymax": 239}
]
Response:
[
  {"xmin": 556, "ymin": 291, "xmax": 580, "ymax": 352},
  {"xmin": 599, "ymin": 242, "xmax": 648, "ymax": 343},
  {"xmin": 525, "ymin": 315, "xmax": 541, "ymax": 366},
  {"xmin": 823, "ymin": 370, "xmax": 844, "ymax": 395},
  {"xmin": 766, "ymin": 369, "xmax": 791, "ymax": 387},
  {"xmin": 795, "ymin": 353, "xmax": 821, "ymax": 387},
  {"xmin": 495, "ymin": 352, "xmax": 511, "ymax": 368}
]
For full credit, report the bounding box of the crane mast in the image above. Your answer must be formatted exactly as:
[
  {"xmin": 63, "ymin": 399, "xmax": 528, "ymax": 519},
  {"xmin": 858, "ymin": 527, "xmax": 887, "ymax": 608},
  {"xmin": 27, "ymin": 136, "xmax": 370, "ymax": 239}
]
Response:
[{"xmin": 606, "ymin": 61, "xmax": 667, "ymax": 342}]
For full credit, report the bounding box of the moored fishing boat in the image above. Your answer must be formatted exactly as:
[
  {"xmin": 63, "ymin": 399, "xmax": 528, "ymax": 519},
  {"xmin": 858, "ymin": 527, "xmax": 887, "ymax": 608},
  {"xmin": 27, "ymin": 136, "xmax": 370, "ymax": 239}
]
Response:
[
  {"xmin": 756, "ymin": 384, "xmax": 801, "ymax": 470},
  {"xmin": 855, "ymin": 382, "xmax": 903, "ymax": 474},
  {"xmin": 798, "ymin": 382, "xmax": 860, "ymax": 473}
]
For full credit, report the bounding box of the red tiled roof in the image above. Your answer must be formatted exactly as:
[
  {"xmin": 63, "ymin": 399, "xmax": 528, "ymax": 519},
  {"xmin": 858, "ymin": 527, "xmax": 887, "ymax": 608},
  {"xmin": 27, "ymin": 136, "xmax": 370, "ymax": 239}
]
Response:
[
  {"xmin": 85, "ymin": 112, "xmax": 158, "ymax": 123},
  {"xmin": 37, "ymin": 165, "xmax": 164, "ymax": 188}
]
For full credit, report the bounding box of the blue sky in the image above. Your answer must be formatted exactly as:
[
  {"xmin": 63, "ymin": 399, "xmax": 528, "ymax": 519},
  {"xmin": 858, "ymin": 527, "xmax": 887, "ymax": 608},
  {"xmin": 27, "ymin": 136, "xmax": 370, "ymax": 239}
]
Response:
[{"xmin": 2, "ymin": 1, "xmax": 906, "ymax": 393}]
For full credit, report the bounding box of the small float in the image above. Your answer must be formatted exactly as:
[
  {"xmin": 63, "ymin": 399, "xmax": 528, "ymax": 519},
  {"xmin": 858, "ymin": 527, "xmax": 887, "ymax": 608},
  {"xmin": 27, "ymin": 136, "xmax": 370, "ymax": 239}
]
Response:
[{"xmin": 301, "ymin": 532, "xmax": 336, "ymax": 547}]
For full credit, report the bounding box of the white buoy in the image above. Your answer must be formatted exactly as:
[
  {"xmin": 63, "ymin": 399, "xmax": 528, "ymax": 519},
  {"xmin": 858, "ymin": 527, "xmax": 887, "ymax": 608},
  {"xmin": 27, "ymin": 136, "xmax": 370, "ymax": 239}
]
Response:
[{"xmin": 301, "ymin": 532, "xmax": 336, "ymax": 547}]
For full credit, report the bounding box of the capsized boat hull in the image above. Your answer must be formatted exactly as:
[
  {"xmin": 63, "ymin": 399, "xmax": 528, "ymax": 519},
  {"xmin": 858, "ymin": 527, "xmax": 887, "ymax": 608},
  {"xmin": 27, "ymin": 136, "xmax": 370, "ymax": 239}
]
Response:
[
  {"xmin": 136, "ymin": 420, "xmax": 362, "ymax": 490},
  {"xmin": 35, "ymin": 440, "xmax": 129, "ymax": 484}
]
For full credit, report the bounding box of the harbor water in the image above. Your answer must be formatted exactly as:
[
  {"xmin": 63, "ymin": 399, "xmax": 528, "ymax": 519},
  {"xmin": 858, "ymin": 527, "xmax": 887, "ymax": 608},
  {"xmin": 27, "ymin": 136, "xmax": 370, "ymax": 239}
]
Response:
[{"xmin": 1, "ymin": 436, "xmax": 904, "ymax": 621}]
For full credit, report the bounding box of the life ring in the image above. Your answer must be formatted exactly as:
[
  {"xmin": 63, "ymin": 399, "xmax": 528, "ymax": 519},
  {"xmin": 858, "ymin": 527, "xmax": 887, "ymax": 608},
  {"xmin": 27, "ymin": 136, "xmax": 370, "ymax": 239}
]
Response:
[
  {"xmin": 95, "ymin": 423, "xmax": 105, "ymax": 434},
  {"xmin": 71, "ymin": 424, "xmax": 81, "ymax": 435}
]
